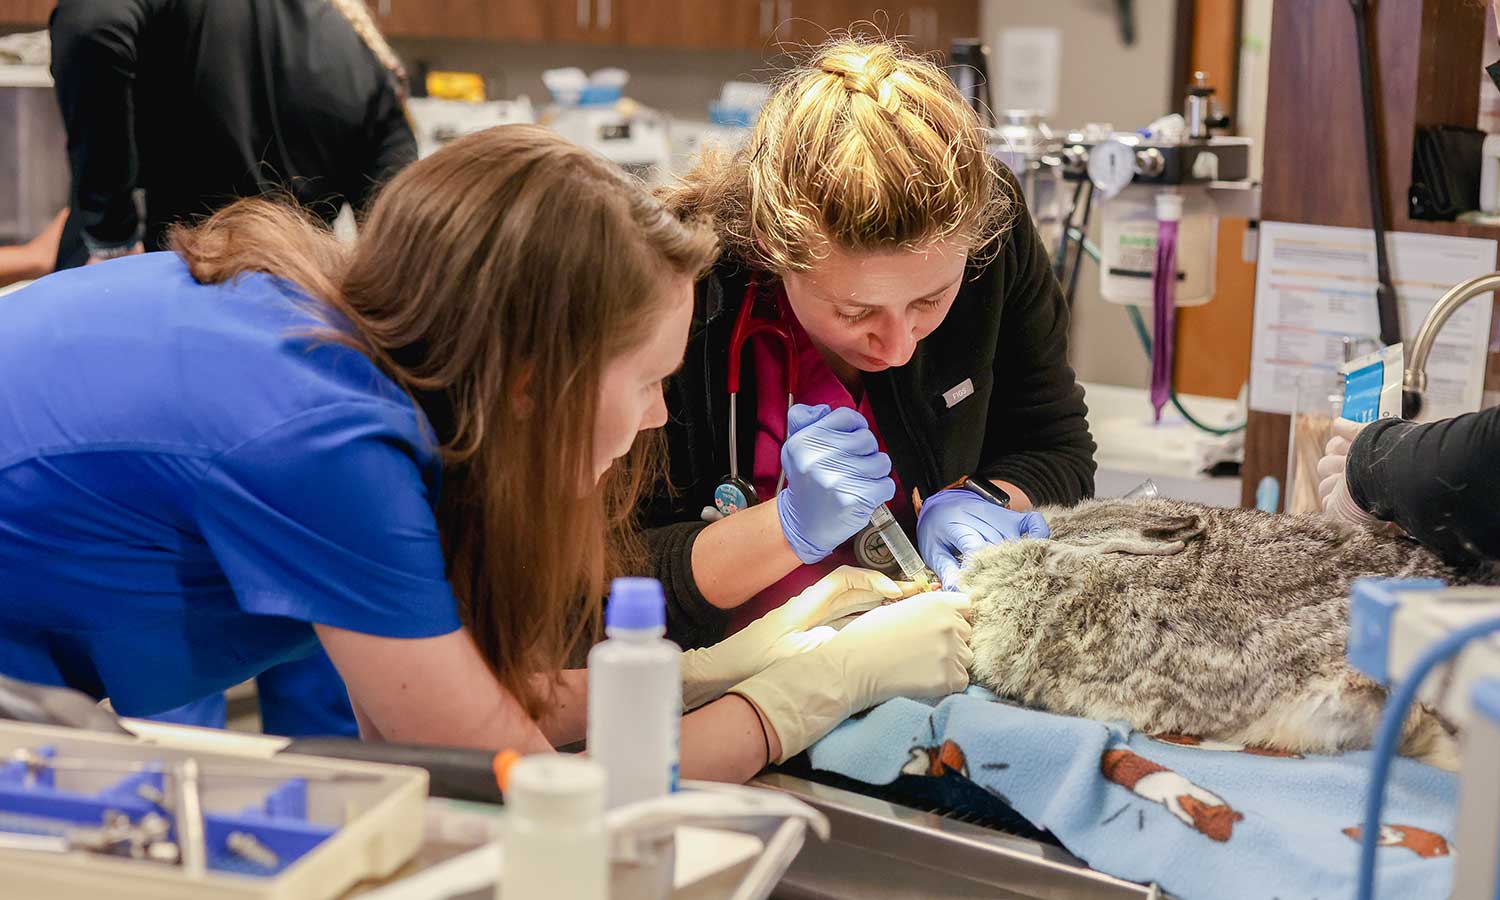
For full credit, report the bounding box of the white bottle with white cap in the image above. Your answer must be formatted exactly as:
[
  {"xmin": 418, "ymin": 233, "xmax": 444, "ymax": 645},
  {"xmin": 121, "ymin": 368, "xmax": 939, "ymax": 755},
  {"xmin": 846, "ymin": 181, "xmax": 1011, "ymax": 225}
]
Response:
[
  {"xmin": 588, "ymin": 576, "xmax": 682, "ymax": 809},
  {"xmin": 501, "ymin": 755, "xmax": 607, "ymax": 900}
]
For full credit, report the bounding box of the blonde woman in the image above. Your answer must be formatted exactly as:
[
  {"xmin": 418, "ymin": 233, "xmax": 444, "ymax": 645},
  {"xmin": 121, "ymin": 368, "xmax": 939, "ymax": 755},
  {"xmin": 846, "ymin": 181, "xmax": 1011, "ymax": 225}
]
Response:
[{"xmin": 649, "ymin": 39, "xmax": 1096, "ymax": 683}]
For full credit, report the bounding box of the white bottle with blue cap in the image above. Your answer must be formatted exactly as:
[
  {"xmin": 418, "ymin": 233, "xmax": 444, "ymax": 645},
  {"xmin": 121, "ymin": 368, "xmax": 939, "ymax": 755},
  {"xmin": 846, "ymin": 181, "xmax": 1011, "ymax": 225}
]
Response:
[{"xmin": 588, "ymin": 576, "xmax": 681, "ymax": 809}]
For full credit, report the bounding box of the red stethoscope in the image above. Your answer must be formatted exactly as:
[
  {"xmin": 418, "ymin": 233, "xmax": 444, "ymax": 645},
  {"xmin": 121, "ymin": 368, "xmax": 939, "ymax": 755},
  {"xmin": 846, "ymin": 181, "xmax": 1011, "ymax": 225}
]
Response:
[
  {"xmin": 705, "ymin": 280, "xmax": 904, "ymax": 574},
  {"xmin": 709, "ymin": 279, "xmax": 796, "ymax": 519}
]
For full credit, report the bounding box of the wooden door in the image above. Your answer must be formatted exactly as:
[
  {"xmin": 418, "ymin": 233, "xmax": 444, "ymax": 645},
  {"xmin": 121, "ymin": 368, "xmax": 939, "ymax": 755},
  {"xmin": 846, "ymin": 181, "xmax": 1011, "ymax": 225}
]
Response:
[
  {"xmin": 619, "ymin": 0, "xmax": 768, "ymax": 50},
  {"xmin": 1170, "ymin": 0, "xmax": 1252, "ymax": 401}
]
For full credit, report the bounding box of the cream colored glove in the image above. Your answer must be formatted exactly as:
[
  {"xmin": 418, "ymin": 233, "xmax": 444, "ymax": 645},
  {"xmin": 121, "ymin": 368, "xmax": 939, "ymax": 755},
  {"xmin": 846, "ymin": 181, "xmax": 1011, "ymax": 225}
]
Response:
[
  {"xmin": 1316, "ymin": 418, "xmax": 1379, "ymax": 527},
  {"xmin": 728, "ymin": 591, "xmax": 973, "ymax": 763},
  {"xmin": 680, "ymin": 565, "xmax": 905, "ymax": 711}
]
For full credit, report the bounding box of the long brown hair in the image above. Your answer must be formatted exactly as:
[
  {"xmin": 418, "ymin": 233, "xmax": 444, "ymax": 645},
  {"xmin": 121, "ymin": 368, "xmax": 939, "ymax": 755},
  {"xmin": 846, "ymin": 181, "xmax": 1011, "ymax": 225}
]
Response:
[
  {"xmin": 170, "ymin": 125, "xmax": 718, "ymax": 717},
  {"xmin": 663, "ymin": 36, "xmax": 1009, "ymax": 271}
]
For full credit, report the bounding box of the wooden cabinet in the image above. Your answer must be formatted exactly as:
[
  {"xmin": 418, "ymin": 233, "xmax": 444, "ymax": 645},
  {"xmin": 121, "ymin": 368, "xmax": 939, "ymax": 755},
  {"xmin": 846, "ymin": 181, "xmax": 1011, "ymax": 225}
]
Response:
[
  {"xmin": 0, "ymin": 0, "xmax": 976, "ymax": 51},
  {"xmin": 540, "ymin": 0, "xmax": 621, "ymax": 45},
  {"xmin": 932, "ymin": 0, "xmax": 979, "ymax": 52},
  {"xmin": 897, "ymin": 1, "xmax": 979, "ymax": 53},
  {"xmin": 368, "ymin": 0, "xmax": 547, "ymax": 42},
  {"xmin": 610, "ymin": 0, "xmax": 795, "ymax": 47},
  {"xmin": 776, "ymin": 1, "xmax": 869, "ymax": 46},
  {"xmin": 0, "ymin": 1, "xmax": 52, "ymax": 27},
  {"xmin": 776, "ymin": 2, "xmax": 979, "ymax": 55},
  {"xmin": 620, "ymin": 0, "xmax": 772, "ymax": 51},
  {"xmin": 619, "ymin": 0, "xmax": 982, "ymax": 56},
  {"xmin": 366, "ymin": 0, "xmax": 977, "ymax": 54}
]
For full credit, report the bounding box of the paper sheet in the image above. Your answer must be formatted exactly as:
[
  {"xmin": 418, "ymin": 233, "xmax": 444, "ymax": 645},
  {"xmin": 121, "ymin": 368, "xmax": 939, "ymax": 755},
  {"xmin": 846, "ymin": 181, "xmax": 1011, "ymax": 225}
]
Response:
[
  {"xmin": 1249, "ymin": 221, "xmax": 1496, "ymax": 421},
  {"xmin": 995, "ymin": 27, "xmax": 1061, "ymax": 116}
]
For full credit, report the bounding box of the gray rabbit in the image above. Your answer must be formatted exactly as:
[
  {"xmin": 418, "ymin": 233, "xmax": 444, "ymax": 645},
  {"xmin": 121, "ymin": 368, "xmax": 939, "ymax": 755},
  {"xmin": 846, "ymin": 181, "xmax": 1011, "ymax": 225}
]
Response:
[{"xmin": 959, "ymin": 498, "xmax": 1500, "ymax": 769}]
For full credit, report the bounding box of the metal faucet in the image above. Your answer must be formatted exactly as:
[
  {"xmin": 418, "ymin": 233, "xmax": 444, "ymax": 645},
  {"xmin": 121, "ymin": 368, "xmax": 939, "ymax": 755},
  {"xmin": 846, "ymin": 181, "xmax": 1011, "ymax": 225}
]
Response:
[{"xmin": 1403, "ymin": 271, "xmax": 1500, "ymax": 414}]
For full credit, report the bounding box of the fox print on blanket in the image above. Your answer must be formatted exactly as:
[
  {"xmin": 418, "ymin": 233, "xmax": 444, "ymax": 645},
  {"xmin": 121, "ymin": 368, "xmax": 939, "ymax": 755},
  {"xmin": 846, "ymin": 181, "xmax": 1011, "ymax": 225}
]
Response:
[
  {"xmin": 1342, "ymin": 824, "xmax": 1451, "ymax": 859},
  {"xmin": 1101, "ymin": 747, "xmax": 1244, "ymax": 842},
  {"xmin": 902, "ymin": 739, "xmax": 969, "ymax": 778},
  {"xmin": 959, "ymin": 498, "xmax": 1500, "ymax": 769}
]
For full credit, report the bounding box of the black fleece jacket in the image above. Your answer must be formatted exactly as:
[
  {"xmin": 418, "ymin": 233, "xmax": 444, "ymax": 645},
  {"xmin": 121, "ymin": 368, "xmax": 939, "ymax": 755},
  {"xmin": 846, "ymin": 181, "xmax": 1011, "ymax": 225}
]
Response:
[{"xmin": 641, "ymin": 194, "xmax": 1097, "ymax": 648}]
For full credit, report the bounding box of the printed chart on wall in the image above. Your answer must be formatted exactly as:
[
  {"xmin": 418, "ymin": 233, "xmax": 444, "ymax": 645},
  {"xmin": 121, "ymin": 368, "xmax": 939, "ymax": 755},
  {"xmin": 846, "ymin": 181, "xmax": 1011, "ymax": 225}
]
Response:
[{"xmin": 1249, "ymin": 221, "xmax": 1496, "ymax": 421}]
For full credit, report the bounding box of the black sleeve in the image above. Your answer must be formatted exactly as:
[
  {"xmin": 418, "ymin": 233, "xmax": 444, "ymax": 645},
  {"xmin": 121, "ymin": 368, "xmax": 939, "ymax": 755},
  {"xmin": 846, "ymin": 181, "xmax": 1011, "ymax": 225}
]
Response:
[
  {"xmin": 50, "ymin": 0, "xmax": 153, "ymax": 248},
  {"xmin": 1346, "ymin": 407, "xmax": 1500, "ymax": 565},
  {"xmin": 349, "ymin": 80, "xmax": 417, "ymax": 213},
  {"xmin": 975, "ymin": 188, "xmax": 1097, "ymax": 507},
  {"xmin": 640, "ymin": 522, "xmax": 728, "ymax": 650}
]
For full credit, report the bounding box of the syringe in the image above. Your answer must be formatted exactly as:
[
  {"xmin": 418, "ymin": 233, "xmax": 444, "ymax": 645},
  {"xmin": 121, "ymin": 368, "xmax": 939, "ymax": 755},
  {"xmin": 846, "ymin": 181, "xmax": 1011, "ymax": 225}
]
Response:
[{"xmin": 868, "ymin": 504, "xmax": 931, "ymax": 590}]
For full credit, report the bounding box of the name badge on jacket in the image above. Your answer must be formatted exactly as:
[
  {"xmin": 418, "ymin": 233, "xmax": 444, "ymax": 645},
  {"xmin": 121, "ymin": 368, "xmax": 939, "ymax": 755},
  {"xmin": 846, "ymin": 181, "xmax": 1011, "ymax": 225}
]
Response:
[{"xmin": 942, "ymin": 378, "xmax": 975, "ymax": 409}]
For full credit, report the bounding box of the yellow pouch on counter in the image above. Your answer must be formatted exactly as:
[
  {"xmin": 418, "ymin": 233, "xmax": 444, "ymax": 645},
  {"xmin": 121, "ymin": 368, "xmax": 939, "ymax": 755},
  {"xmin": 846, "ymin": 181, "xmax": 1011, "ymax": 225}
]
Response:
[{"xmin": 426, "ymin": 71, "xmax": 485, "ymax": 102}]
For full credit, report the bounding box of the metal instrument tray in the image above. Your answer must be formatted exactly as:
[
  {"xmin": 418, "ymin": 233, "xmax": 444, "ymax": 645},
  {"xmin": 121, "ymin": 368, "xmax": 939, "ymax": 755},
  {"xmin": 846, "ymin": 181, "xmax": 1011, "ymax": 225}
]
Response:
[{"xmin": 754, "ymin": 771, "xmax": 1167, "ymax": 900}]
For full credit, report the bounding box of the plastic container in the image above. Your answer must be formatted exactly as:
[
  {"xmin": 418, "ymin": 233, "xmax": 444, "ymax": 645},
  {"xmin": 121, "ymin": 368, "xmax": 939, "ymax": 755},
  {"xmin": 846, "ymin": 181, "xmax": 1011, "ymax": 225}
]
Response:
[
  {"xmin": 502, "ymin": 755, "xmax": 607, "ymax": 900},
  {"xmin": 1339, "ymin": 343, "xmax": 1405, "ymax": 423},
  {"xmin": 587, "ymin": 577, "xmax": 681, "ymax": 810},
  {"xmin": 1285, "ymin": 368, "xmax": 1344, "ymax": 515},
  {"xmin": 1099, "ymin": 184, "xmax": 1218, "ymax": 307}
]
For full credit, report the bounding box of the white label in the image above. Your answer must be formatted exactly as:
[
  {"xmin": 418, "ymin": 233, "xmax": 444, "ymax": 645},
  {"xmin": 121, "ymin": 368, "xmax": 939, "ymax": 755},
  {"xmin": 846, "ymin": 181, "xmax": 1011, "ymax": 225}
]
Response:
[
  {"xmin": 996, "ymin": 27, "xmax": 1062, "ymax": 116},
  {"xmin": 943, "ymin": 378, "xmax": 975, "ymax": 408}
]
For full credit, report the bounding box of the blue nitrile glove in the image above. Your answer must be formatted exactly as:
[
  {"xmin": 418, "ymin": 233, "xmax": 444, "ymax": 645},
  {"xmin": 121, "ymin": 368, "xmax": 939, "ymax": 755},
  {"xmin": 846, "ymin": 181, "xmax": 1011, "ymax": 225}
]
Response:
[
  {"xmin": 917, "ymin": 487, "xmax": 1051, "ymax": 589},
  {"xmin": 777, "ymin": 404, "xmax": 896, "ymax": 564}
]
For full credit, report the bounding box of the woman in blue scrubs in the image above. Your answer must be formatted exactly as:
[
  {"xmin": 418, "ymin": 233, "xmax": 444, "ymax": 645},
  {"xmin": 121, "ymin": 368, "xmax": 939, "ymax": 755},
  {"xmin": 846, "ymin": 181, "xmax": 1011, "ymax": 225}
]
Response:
[
  {"xmin": 0, "ymin": 124, "xmax": 971, "ymax": 779},
  {"xmin": 0, "ymin": 124, "xmax": 752, "ymax": 768}
]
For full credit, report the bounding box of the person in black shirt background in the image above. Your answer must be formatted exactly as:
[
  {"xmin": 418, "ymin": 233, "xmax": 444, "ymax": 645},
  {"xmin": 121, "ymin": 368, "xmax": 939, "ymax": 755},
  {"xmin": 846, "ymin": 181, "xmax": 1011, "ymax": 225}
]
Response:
[{"xmin": 49, "ymin": 0, "xmax": 415, "ymax": 268}]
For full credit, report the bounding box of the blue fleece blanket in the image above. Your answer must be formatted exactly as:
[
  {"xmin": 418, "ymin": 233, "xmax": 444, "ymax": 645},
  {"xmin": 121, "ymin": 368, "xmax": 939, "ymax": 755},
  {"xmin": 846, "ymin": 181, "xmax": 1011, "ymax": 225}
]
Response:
[{"xmin": 807, "ymin": 688, "xmax": 1456, "ymax": 900}]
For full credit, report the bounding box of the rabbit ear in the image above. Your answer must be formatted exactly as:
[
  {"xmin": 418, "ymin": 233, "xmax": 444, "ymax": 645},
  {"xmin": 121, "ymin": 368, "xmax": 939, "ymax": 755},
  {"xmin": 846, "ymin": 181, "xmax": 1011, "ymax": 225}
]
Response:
[
  {"xmin": 1035, "ymin": 537, "xmax": 1185, "ymax": 578},
  {"xmin": 1076, "ymin": 512, "xmax": 1206, "ymax": 556},
  {"xmin": 1086, "ymin": 537, "xmax": 1189, "ymax": 556},
  {"xmin": 1139, "ymin": 514, "xmax": 1206, "ymax": 545},
  {"xmin": 1041, "ymin": 520, "xmax": 1202, "ymax": 558}
]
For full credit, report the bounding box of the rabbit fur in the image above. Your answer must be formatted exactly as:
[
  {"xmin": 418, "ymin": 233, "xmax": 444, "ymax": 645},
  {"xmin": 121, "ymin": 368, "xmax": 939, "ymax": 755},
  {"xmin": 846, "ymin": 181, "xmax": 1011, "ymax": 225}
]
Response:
[{"xmin": 958, "ymin": 498, "xmax": 1500, "ymax": 770}]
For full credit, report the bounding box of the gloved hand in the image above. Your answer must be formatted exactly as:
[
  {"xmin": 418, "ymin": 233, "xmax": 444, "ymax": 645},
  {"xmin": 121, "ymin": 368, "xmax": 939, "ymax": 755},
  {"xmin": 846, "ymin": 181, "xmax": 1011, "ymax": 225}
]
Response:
[
  {"xmin": 1316, "ymin": 418, "xmax": 1379, "ymax": 527},
  {"xmin": 680, "ymin": 566, "xmax": 904, "ymax": 710},
  {"xmin": 777, "ymin": 404, "xmax": 896, "ymax": 564},
  {"xmin": 917, "ymin": 487, "xmax": 1051, "ymax": 589},
  {"xmin": 729, "ymin": 591, "xmax": 973, "ymax": 762}
]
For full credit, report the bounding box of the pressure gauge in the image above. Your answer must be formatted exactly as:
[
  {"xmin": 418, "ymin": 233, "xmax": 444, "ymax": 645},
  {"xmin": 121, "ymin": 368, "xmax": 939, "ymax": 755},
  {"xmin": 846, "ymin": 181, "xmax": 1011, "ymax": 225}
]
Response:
[{"xmin": 1087, "ymin": 139, "xmax": 1138, "ymax": 199}]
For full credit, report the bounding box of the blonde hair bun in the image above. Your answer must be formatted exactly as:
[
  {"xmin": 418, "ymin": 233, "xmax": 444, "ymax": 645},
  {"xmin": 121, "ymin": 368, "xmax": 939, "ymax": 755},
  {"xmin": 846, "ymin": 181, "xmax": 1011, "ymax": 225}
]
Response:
[
  {"xmin": 817, "ymin": 46, "xmax": 903, "ymax": 113},
  {"xmin": 664, "ymin": 35, "xmax": 1010, "ymax": 272}
]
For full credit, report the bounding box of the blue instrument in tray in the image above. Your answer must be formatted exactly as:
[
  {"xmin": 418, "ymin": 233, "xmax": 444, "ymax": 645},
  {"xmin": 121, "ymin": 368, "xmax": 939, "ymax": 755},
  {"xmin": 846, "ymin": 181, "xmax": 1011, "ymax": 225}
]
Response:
[{"xmin": 0, "ymin": 744, "xmax": 336, "ymax": 875}]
